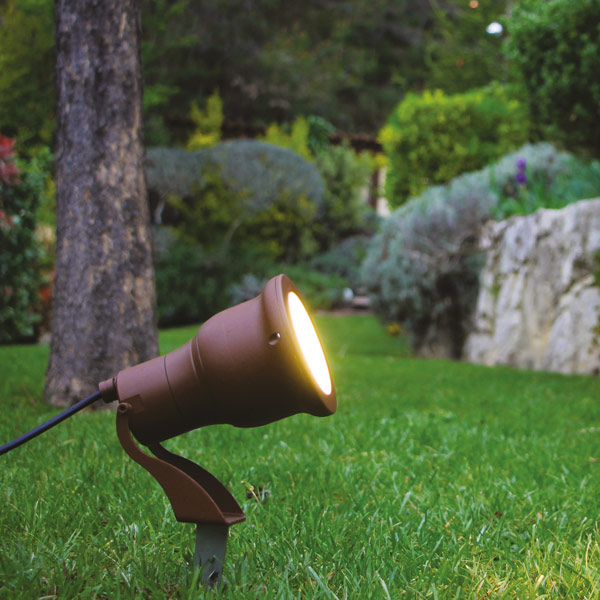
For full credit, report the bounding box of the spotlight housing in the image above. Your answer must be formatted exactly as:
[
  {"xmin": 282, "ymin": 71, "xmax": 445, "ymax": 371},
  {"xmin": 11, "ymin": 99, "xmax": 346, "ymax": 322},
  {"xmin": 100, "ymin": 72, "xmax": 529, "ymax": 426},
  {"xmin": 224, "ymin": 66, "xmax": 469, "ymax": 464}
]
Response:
[{"xmin": 98, "ymin": 274, "xmax": 337, "ymax": 584}]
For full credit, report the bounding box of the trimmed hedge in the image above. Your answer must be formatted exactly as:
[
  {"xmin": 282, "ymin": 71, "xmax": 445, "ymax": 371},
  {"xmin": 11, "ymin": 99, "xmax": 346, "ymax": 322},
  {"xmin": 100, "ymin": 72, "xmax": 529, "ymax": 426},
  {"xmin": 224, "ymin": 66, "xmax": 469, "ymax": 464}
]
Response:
[{"xmin": 379, "ymin": 84, "xmax": 529, "ymax": 206}]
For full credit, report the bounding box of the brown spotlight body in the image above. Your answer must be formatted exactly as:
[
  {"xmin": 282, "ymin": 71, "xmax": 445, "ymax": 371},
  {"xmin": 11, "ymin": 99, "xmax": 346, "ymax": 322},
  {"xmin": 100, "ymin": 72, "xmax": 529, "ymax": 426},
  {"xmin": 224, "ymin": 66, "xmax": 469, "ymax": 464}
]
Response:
[{"xmin": 99, "ymin": 274, "xmax": 337, "ymax": 585}]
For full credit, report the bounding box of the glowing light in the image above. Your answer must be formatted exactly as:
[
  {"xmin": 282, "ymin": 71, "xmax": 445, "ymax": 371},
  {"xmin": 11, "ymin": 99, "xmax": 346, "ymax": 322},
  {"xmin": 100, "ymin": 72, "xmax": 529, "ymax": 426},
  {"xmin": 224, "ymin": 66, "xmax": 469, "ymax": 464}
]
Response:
[
  {"xmin": 486, "ymin": 21, "xmax": 503, "ymax": 34},
  {"xmin": 287, "ymin": 292, "xmax": 332, "ymax": 395}
]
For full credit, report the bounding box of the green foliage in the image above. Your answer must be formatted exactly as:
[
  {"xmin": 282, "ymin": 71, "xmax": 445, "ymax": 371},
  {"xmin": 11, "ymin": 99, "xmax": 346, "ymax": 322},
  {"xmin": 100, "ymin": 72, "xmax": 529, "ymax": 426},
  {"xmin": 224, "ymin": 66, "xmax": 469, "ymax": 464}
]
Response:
[
  {"xmin": 310, "ymin": 235, "xmax": 373, "ymax": 291},
  {"xmin": 152, "ymin": 228, "xmax": 236, "ymax": 327},
  {"xmin": 0, "ymin": 0, "xmax": 55, "ymax": 147},
  {"xmin": 0, "ymin": 0, "xmax": 430, "ymax": 149},
  {"xmin": 493, "ymin": 154, "xmax": 600, "ymax": 220},
  {"xmin": 147, "ymin": 138, "xmax": 380, "ymax": 324},
  {"xmin": 229, "ymin": 266, "xmax": 348, "ymax": 312},
  {"xmin": 380, "ymin": 84, "xmax": 529, "ymax": 206},
  {"xmin": 425, "ymin": 0, "xmax": 508, "ymax": 94},
  {"xmin": 306, "ymin": 116, "xmax": 336, "ymax": 156},
  {"xmin": 505, "ymin": 0, "xmax": 600, "ymax": 156},
  {"xmin": 186, "ymin": 91, "xmax": 224, "ymax": 150},
  {"xmin": 147, "ymin": 141, "xmax": 325, "ymax": 264},
  {"xmin": 140, "ymin": 0, "xmax": 433, "ymax": 138},
  {"xmin": 0, "ymin": 135, "xmax": 43, "ymax": 342},
  {"xmin": 18, "ymin": 146, "xmax": 55, "ymax": 336},
  {"xmin": 4, "ymin": 319, "xmax": 600, "ymax": 597},
  {"xmin": 0, "ymin": 0, "xmax": 433, "ymax": 147},
  {"xmin": 313, "ymin": 143, "xmax": 374, "ymax": 249},
  {"xmin": 147, "ymin": 142, "xmax": 326, "ymax": 325},
  {"xmin": 239, "ymin": 192, "xmax": 318, "ymax": 263},
  {"xmin": 363, "ymin": 143, "xmax": 582, "ymax": 355},
  {"xmin": 24, "ymin": 146, "xmax": 55, "ymax": 230},
  {"xmin": 277, "ymin": 264, "xmax": 348, "ymax": 310},
  {"xmin": 183, "ymin": 141, "xmax": 322, "ymax": 261},
  {"xmin": 166, "ymin": 168, "xmax": 239, "ymax": 251},
  {"xmin": 259, "ymin": 117, "xmax": 312, "ymax": 162}
]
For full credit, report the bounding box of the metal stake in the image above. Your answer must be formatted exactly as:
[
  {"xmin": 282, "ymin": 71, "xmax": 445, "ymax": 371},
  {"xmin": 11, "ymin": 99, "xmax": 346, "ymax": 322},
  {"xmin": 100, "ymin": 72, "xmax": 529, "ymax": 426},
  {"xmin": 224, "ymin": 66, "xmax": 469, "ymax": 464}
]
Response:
[{"xmin": 194, "ymin": 523, "xmax": 229, "ymax": 587}]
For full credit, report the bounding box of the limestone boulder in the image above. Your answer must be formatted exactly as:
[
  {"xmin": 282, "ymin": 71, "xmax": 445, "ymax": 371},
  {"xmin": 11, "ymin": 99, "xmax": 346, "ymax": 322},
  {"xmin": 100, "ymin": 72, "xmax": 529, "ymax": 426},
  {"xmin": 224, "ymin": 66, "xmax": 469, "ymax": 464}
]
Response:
[{"xmin": 464, "ymin": 198, "xmax": 600, "ymax": 375}]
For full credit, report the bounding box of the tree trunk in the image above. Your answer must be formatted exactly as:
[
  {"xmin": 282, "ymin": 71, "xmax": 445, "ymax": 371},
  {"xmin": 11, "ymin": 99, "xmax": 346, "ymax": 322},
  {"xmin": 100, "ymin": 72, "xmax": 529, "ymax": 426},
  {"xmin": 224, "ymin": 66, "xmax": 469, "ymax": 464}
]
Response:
[{"xmin": 45, "ymin": 0, "xmax": 158, "ymax": 407}]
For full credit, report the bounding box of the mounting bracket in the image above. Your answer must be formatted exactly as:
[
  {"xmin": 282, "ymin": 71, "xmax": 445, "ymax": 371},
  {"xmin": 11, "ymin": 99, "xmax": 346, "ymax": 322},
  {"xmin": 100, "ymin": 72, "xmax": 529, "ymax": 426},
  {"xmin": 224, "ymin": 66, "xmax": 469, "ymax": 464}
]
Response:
[{"xmin": 116, "ymin": 402, "xmax": 245, "ymax": 585}]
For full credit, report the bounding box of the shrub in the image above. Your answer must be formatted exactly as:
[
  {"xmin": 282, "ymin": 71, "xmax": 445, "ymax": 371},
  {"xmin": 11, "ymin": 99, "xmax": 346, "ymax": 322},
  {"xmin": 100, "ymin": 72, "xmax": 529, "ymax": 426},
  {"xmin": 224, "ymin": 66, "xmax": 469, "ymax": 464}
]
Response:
[
  {"xmin": 228, "ymin": 273, "xmax": 267, "ymax": 308},
  {"xmin": 147, "ymin": 141, "xmax": 327, "ymax": 324},
  {"xmin": 147, "ymin": 140, "xmax": 381, "ymax": 324},
  {"xmin": 492, "ymin": 150, "xmax": 600, "ymax": 220},
  {"xmin": 259, "ymin": 117, "xmax": 312, "ymax": 162},
  {"xmin": 147, "ymin": 141, "xmax": 325, "ymax": 263},
  {"xmin": 146, "ymin": 146, "xmax": 208, "ymax": 204},
  {"xmin": 279, "ymin": 264, "xmax": 348, "ymax": 311},
  {"xmin": 0, "ymin": 135, "xmax": 43, "ymax": 342},
  {"xmin": 379, "ymin": 84, "xmax": 529, "ymax": 206},
  {"xmin": 229, "ymin": 265, "xmax": 348, "ymax": 312},
  {"xmin": 310, "ymin": 235, "xmax": 373, "ymax": 291},
  {"xmin": 186, "ymin": 90, "xmax": 223, "ymax": 150},
  {"xmin": 152, "ymin": 227, "xmax": 240, "ymax": 327},
  {"xmin": 22, "ymin": 145, "xmax": 55, "ymax": 334},
  {"xmin": 164, "ymin": 167, "xmax": 241, "ymax": 251},
  {"xmin": 362, "ymin": 143, "xmax": 584, "ymax": 357},
  {"xmin": 505, "ymin": 0, "xmax": 600, "ymax": 156},
  {"xmin": 362, "ymin": 183, "xmax": 489, "ymax": 358},
  {"xmin": 201, "ymin": 140, "xmax": 324, "ymax": 262},
  {"xmin": 306, "ymin": 116, "xmax": 336, "ymax": 156},
  {"xmin": 313, "ymin": 142, "xmax": 374, "ymax": 250}
]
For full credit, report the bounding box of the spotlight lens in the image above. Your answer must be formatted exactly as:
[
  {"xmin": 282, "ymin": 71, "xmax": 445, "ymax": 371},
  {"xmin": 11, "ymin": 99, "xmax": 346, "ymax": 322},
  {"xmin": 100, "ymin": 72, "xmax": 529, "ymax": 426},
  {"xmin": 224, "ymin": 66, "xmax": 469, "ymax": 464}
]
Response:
[{"xmin": 287, "ymin": 292, "xmax": 332, "ymax": 396}]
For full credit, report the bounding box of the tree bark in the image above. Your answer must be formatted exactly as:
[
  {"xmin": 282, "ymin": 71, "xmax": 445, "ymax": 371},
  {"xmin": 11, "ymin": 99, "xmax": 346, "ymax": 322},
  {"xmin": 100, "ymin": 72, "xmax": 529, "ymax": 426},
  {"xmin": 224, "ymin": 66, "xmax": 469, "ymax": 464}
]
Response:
[{"xmin": 45, "ymin": 0, "xmax": 158, "ymax": 406}]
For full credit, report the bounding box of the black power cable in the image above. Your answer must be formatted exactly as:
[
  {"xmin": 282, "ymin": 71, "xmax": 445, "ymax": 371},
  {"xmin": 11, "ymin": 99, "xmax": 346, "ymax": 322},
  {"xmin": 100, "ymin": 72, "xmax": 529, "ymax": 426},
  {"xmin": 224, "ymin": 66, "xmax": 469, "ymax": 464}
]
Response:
[{"xmin": 0, "ymin": 390, "xmax": 102, "ymax": 456}]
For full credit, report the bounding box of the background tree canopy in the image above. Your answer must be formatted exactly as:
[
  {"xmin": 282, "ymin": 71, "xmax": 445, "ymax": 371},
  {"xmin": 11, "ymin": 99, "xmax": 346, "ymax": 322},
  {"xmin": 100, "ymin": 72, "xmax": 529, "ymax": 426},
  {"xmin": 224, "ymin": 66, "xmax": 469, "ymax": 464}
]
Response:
[
  {"xmin": 0, "ymin": 0, "xmax": 55, "ymax": 147},
  {"xmin": 0, "ymin": 0, "xmax": 442, "ymax": 145},
  {"xmin": 140, "ymin": 0, "xmax": 434, "ymax": 142},
  {"xmin": 0, "ymin": 0, "xmax": 517, "ymax": 147}
]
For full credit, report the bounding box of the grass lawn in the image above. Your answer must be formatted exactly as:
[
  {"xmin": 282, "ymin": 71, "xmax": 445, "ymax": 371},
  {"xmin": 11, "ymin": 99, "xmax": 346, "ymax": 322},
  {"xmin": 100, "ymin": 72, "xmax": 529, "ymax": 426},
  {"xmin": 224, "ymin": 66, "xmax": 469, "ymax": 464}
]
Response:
[{"xmin": 1, "ymin": 314, "xmax": 600, "ymax": 598}]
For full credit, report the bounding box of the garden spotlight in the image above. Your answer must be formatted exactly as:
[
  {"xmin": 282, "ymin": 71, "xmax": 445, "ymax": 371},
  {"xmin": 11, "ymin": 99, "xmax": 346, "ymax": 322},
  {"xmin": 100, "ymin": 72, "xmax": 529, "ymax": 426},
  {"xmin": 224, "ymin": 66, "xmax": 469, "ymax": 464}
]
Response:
[{"xmin": 1, "ymin": 274, "xmax": 337, "ymax": 586}]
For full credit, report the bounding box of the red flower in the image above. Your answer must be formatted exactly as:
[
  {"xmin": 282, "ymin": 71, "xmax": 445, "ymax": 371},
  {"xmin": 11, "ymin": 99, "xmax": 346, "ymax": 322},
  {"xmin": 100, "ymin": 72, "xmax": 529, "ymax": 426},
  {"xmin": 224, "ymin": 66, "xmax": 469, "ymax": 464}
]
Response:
[
  {"xmin": 0, "ymin": 134, "xmax": 15, "ymax": 161},
  {"xmin": 0, "ymin": 133, "xmax": 20, "ymax": 185}
]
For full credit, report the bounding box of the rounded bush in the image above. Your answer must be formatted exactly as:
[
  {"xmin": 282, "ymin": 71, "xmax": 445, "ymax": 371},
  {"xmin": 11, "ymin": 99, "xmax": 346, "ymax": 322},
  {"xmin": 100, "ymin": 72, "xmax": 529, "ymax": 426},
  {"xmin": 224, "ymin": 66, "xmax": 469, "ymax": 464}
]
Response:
[
  {"xmin": 147, "ymin": 140, "xmax": 325, "ymax": 262},
  {"xmin": 380, "ymin": 84, "xmax": 529, "ymax": 206},
  {"xmin": 148, "ymin": 141, "xmax": 328, "ymax": 325}
]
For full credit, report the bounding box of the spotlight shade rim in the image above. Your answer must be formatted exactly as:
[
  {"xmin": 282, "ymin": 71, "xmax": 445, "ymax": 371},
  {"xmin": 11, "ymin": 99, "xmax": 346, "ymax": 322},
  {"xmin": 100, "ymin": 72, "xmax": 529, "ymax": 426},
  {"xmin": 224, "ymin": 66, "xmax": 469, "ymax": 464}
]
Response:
[{"xmin": 266, "ymin": 274, "xmax": 337, "ymax": 416}]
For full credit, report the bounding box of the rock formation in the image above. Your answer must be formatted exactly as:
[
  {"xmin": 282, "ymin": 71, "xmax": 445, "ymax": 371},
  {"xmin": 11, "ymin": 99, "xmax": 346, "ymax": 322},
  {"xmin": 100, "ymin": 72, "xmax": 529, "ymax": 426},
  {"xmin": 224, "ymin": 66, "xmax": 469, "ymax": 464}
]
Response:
[{"xmin": 464, "ymin": 198, "xmax": 600, "ymax": 375}]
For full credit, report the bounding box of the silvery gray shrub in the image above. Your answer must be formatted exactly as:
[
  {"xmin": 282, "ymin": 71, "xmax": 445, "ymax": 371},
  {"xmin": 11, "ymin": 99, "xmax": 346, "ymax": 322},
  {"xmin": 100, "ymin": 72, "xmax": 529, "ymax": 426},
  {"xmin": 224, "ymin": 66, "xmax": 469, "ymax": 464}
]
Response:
[
  {"xmin": 362, "ymin": 143, "xmax": 576, "ymax": 357},
  {"xmin": 146, "ymin": 140, "xmax": 325, "ymax": 223}
]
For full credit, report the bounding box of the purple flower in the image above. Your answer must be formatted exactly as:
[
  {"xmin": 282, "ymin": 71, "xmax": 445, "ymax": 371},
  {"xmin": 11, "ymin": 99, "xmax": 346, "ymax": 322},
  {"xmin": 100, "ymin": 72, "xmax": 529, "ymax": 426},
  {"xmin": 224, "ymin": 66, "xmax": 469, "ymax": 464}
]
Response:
[
  {"xmin": 516, "ymin": 158, "xmax": 526, "ymax": 171},
  {"xmin": 515, "ymin": 171, "xmax": 527, "ymax": 185}
]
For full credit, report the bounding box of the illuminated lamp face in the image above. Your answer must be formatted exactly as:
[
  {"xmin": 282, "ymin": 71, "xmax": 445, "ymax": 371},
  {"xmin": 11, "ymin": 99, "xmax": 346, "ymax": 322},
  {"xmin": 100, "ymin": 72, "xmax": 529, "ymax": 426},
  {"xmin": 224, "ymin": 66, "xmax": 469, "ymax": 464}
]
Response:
[{"xmin": 287, "ymin": 292, "xmax": 332, "ymax": 396}]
